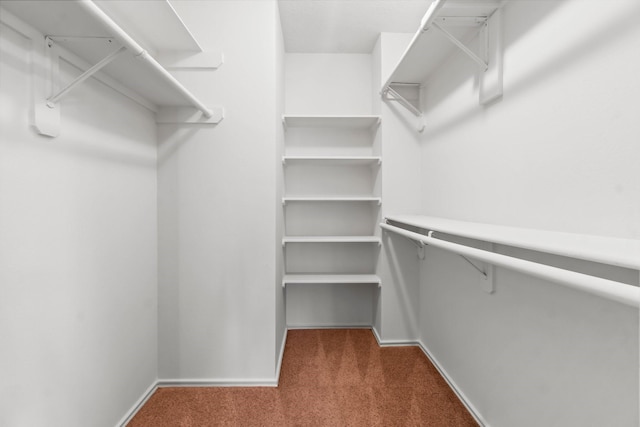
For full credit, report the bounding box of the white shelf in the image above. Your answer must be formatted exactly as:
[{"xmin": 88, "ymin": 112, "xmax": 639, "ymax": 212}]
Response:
[
  {"xmin": 283, "ymin": 115, "xmax": 380, "ymax": 129},
  {"xmin": 283, "ymin": 156, "xmax": 381, "ymax": 166},
  {"xmin": 1, "ymin": 1, "xmax": 220, "ymax": 115},
  {"xmin": 283, "ymin": 236, "xmax": 381, "ymax": 245},
  {"xmin": 385, "ymin": 215, "xmax": 640, "ymax": 271},
  {"xmin": 94, "ymin": 0, "xmax": 202, "ymax": 52},
  {"xmin": 282, "ymin": 274, "xmax": 381, "ymax": 287},
  {"xmin": 281, "ymin": 111, "xmax": 382, "ymax": 305},
  {"xmin": 283, "ymin": 196, "xmax": 381, "ymax": 204},
  {"xmin": 382, "ymin": 0, "xmax": 503, "ymax": 108},
  {"xmin": 385, "ymin": 2, "xmax": 500, "ymax": 85}
]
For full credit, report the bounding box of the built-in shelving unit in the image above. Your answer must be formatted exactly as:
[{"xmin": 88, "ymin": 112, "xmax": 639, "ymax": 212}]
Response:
[
  {"xmin": 381, "ymin": 0, "xmax": 503, "ymax": 119},
  {"xmin": 0, "ymin": 0, "xmax": 223, "ymax": 137},
  {"xmin": 282, "ymin": 114, "xmax": 382, "ymax": 289}
]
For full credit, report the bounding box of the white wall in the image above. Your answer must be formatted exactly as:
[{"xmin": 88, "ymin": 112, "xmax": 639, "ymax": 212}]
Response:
[
  {"xmin": 274, "ymin": 0, "xmax": 287, "ymax": 372},
  {"xmin": 412, "ymin": 0, "xmax": 639, "ymax": 425},
  {"xmin": 0, "ymin": 17, "xmax": 157, "ymax": 427},
  {"xmin": 419, "ymin": 0, "xmax": 639, "ymax": 238},
  {"xmin": 374, "ymin": 34, "xmax": 422, "ymax": 342},
  {"xmin": 157, "ymin": 0, "xmax": 280, "ymax": 382},
  {"xmin": 285, "ymin": 53, "xmax": 372, "ymax": 115}
]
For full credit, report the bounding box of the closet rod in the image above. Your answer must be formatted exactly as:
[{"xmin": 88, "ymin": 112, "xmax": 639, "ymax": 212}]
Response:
[
  {"xmin": 380, "ymin": 222, "xmax": 639, "ymax": 308},
  {"xmin": 77, "ymin": 0, "xmax": 215, "ymax": 118}
]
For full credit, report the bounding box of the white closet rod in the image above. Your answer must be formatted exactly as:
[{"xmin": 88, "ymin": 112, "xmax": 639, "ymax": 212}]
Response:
[
  {"xmin": 380, "ymin": 222, "xmax": 639, "ymax": 308},
  {"xmin": 77, "ymin": 0, "xmax": 215, "ymax": 118}
]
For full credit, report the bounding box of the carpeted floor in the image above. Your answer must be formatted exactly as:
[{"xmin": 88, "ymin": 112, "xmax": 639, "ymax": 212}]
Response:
[{"xmin": 128, "ymin": 329, "xmax": 478, "ymax": 426}]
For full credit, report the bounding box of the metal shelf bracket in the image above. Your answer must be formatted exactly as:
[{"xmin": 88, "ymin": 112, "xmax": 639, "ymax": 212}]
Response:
[
  {"xmin": 383, "ymin": 220, "xmax": 426, "ymax": 259},
  {"xmin": 427, "ymin": 230, "xmax": 495, "ymax": 293},
  {"xmin": 432, "ymin": 21, "xmax": 488, "ymax": 71},
  {"xmin": 427, "ymin": 231, "xmax": 495, "ymax": 293},
  {"xmin": 45, "ymin": 37, "xmax": 127, "ymax": 108},
  {"xmin": 382, "ymin": 86, "xmax": 425, "ymax": 133}
]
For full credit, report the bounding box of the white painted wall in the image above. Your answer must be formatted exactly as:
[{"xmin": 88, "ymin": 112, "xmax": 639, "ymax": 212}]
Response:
[
  {"xmin": 419, "ymin": 0, "xmax": 640, "ymax": 238},
  {"xmin": 285, "ymin": 53, "xmax": 372, "ymax": 115},
  {"xmin": 274, "ymin": 0, "xmax": 287, "ymax": 371},
  {"xmin": 157, "ymin": 0, "xmax": 280, "ymax": 382},
  {"xmin": 412, "ymin": 0, "xmax": 639, "ymax": 425},
  {"xmin": 0, "ymin": 17, "xmax": 157, "ymax": 427},
  {"xmin": 374, "ymin": 33, "xmax": 422, "ymax": 342}
]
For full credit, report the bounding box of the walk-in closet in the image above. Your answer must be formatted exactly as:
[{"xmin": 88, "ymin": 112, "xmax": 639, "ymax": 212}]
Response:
[{"xmin": 1, "ymin": 0, "xmax": 638, "ymax": 426}]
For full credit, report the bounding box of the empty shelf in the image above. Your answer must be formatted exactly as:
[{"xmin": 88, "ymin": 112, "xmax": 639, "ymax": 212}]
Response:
[
  {"xmin": 283, "ymin": 196, "xmax": 381, "ymax": 204},
  {"xmin": 1, "ymin": 1, "xmax": 218, "ymax": 114},
  {"xmin": 283, "ymin": 115, "xmax": 380, "ymax": 129},
  {"xmin": 282, "ymin": 156, "xmax": 381, "ymax": 166},
  {"xmin": 385, "ymin": 215, "xmax": 640, "ymax": 271},
  {"xmin": 282, "ymin": 274, "xmax": 381, "ymax": 287},
  {"xmin": 283, "ymin": 236, "xmax": 381, "ymax": 244}
]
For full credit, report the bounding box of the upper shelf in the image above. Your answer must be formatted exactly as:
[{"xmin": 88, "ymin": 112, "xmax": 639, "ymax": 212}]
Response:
[
  {"xmin": 1, "ymin": 0, "xmax": 221, "ymax": 125},
  {"xmin": 93, "ymin": 0, "xmax": 202, "ymax": 54},
  {"xmin": 381, "ymin": 0, "xmax": 504, "ymax": 112},
  {"xmin": 385, "ymin": 215, "xmax": 640, "ymax": 271},
  {"xmin": 283, "ymin": 115, "xmax": 381, "ymax": 129},
  {"xmin": 385, "ymin": 1, "xmax": 500, "ymax": 86}
]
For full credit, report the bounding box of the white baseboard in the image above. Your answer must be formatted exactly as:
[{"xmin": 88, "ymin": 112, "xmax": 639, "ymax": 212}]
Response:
[
  {"xmin": 415, "ymin": 341, "xmax": 488, "ymax": 426},
  {"xmin": 158, "ymin": 330, "xmax": 289, "ymax": 388},
  {"xmin": 117, "ymin": 381, "xmax": 158, "ymax": 427},
  {"xmin": 120, "ymin": 331, "xmax": 288, "ymax": 424},
  {"xmin": 287, "ymin": 323, "xmax": 373, "ymax": 329},
  {"xmin": 117, "ymin": 376, "xmax": 279, "ymax": 425},
  {"xmin": 370, "ymin": 327, "xmax": 487, "ymax": 427},
  {"xmin": 157, "ymin": 378, "xmax": 278, "ymax": 387},
  {"xmin": 371, "ymin": 327, "xmax": 420, "ymax": 347},
  {"xmin": 275, "ymin": 328, "xmax": 288, "ymax": 383},
  {"xmin": 118, "ymin": 327, "xmax": 487, "ymax": 427}
]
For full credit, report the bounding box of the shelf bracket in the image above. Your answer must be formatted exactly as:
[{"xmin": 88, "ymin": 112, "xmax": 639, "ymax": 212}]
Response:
[
  {"xmin": 383, "ymin": 86, "xmax": 425, "ymax": 133},
  {"xmin": 425, "ymin": 231, "xmax": 495, "ymax": 293},
  {"xmin": 460, "ymin": 255, "xmax": 487, "ymax": 278},
  {"xmin": 34, "ymin": 36, "xmax": 126, "ymax": 137},
  {"xmin": 46, "ymin": 40, "xmax": 127, "ymax": 108},
  {"xmin": 34, "ymin": 36, "xmax": 60, "ymax": 137},
  {"xmin": 383, "ymin": 221, "xmax": 426, "ymax": 259},
  {"xmin": 431, "ymin": 9, "xmax": 503, "ymax": 105},
  {"xmin": 432, "ymin": 22, "xmax": 488, "ymax": 71},
  {"xmin": 459, "ymin": 242, "xmax": 495, "ymax": 293},
  {"xmin": 405, "ymin": 236, "xmax": 426, "ymax": 260},
  {"xmin": 479, "ymin": 9, "xmax": 503, "ymax": 104}
]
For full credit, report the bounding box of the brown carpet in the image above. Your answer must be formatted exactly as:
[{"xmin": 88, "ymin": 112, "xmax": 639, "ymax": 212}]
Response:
[{"xmin": 128, "ymin": 329, "xmax": 478, "ymax": 426}]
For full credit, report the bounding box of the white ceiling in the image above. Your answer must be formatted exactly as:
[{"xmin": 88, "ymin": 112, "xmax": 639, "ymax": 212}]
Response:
[{"xmin": 278, "ymin": 0, "xmax": 433, "ymax": 53}]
